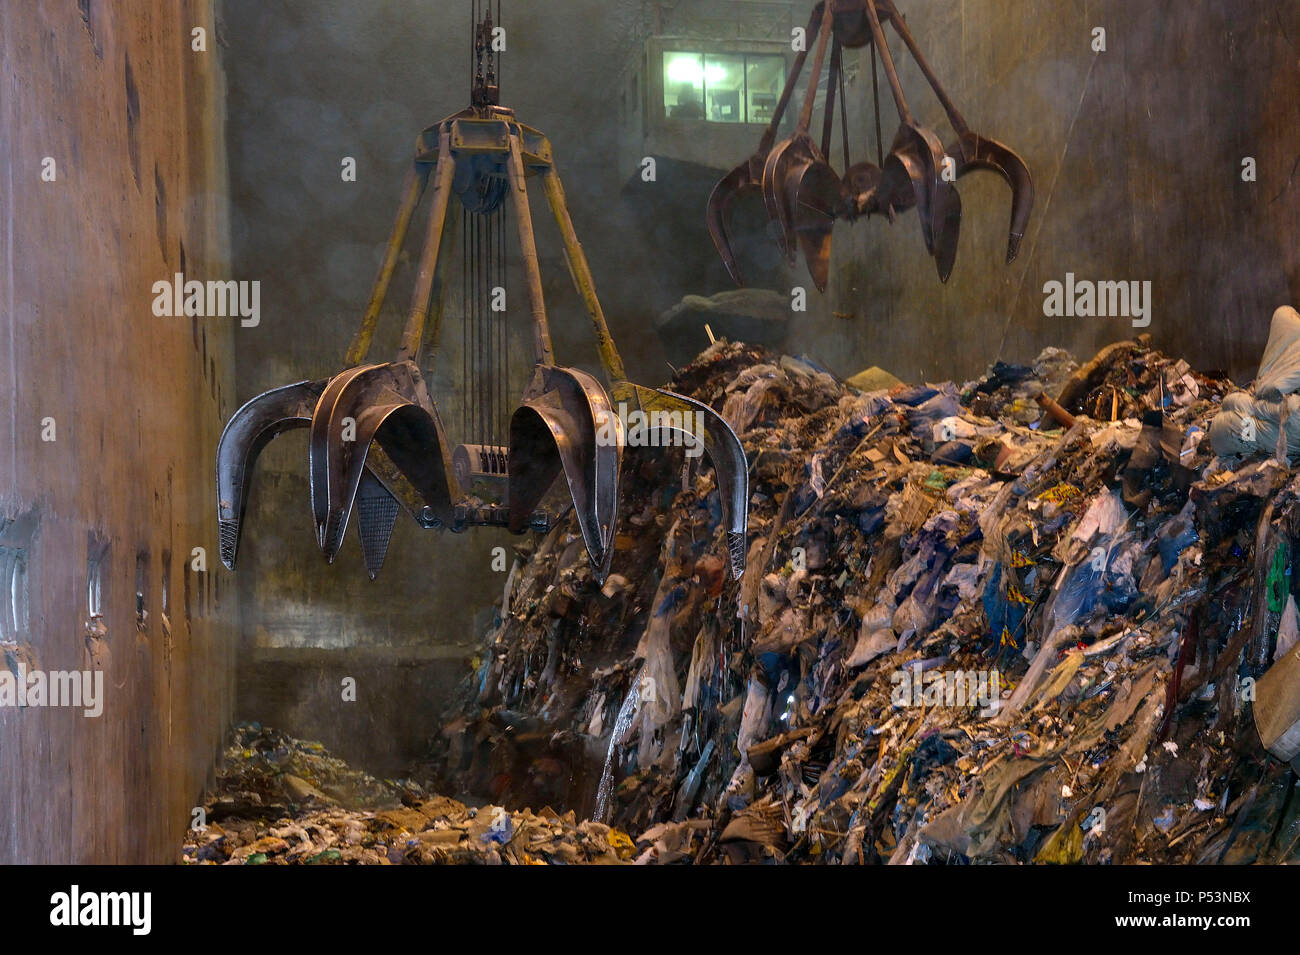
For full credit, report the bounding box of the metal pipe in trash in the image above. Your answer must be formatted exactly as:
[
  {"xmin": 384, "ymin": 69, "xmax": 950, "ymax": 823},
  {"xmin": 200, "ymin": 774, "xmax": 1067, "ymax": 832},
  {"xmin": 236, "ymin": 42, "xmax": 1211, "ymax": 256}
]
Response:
[{"xmin": 1035, "ymin": 392, "xmax": 1077, "ymax": 430}]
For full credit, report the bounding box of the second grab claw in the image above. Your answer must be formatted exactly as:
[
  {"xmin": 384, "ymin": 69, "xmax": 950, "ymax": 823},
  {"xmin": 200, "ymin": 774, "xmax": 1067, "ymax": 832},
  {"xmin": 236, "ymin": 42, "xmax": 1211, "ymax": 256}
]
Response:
[{"xmin": 707, "ymin": 0, "xmax": 1035, "ymax": 292}]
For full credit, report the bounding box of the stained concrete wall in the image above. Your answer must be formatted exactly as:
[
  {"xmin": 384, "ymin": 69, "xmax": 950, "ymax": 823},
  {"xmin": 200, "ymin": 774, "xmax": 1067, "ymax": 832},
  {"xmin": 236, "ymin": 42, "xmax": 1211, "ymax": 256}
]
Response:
[{"xmin": 0, "ymin": 0, "xmax": 235, "ymax": 863}]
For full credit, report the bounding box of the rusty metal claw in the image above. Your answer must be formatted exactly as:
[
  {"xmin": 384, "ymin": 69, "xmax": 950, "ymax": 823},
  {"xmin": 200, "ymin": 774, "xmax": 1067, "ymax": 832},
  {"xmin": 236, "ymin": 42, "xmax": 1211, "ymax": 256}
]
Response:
[
  {"xmin": 612, "ymin": 383, "xmax": 749, "ymax": 580},
  {"xmin": 509, "ymin": 367, "xmax": 621, "ymax": 580},
  {"xmin": 706, "ymin": 0, "xmax": 830, "ymax": 286},
  {"xmin": 764, "ymin": 132, "xmax": 846, "ymax": 287},
  {"xmin": 217, "ymin": 380, "xmax": 327, "ymax": 570},
  {"xmin": 932, "ymin": 178, "xmax": 963, "ymax": 282},
  {"xmin": 791, "ymin": 157, "xmax": 843, "ymax": 292},
  {"xmin": 218, "ymin": 6, "xmax": 751, "ymax": 591},
  {"xmin": 947, "ymin": 132, "xmax": 1034, "ymax": 263},
  {"xmin": 762, "ymin": 140, "xmax": 799, "ymax": 259},
  {"xmin": 309, "ymin": 361, "xmax": 459, "ymax": 565},
  {"xmin": 706, "ymin": 161, "xmax": 762, "ymax": 287},
  {"xmin": 881, "ymin": 122, "xmax": 962, "ymax": 280},
  {"xmin": 842, "ymin": 160, "xmax": 891, "ymax": 218},
  {"xmin": 881, "ymin": 0, "xmax": 1033, "ymax": 272},
  {"xmin": 878, "ymin": 133, "xmax": 928, "ymax": 239},
  {"xmin": 711, "ymin": 0, "xmax": 1032, "ymax": 291},
  {"xmin": 216, "ymin": 377, "xmax": 433, "ymax": 573}
]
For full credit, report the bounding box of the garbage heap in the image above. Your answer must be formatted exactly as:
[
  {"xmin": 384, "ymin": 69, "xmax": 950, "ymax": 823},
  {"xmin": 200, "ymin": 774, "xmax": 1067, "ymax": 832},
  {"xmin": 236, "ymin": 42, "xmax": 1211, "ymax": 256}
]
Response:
[
  {"xmin": 182, "ymin": 722, "xmax": 637, "ymax": 864},
  {"xmin": 428, "ymin": 335, "xmax": 1300, "ymax": 864}
]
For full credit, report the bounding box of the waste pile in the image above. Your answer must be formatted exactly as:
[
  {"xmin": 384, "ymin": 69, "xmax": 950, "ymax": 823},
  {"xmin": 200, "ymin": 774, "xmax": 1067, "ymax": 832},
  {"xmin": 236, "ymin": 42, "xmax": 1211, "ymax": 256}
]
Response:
[
  {"xmin": 181, "ymin": 722, "xmax": 635, "ymax": 864},
  {"xmin": 426, "ymin": 329, "xmax": 1300, "ymax": 864}
]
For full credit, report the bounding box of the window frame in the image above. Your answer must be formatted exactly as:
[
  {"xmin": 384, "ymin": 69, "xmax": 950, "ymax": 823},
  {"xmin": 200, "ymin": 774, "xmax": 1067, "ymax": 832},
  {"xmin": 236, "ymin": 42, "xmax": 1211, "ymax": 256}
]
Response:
[{"xmin": 658, "ymin": 47, "xmax": 788, "ymax": 126}]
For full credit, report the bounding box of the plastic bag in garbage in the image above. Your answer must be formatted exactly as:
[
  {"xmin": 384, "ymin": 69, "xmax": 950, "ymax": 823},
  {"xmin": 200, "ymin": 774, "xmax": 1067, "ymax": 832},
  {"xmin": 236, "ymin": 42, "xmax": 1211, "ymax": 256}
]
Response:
[{"xmin": 1211, "ymin": 306, "xmax": 1300, "ymax": 460}]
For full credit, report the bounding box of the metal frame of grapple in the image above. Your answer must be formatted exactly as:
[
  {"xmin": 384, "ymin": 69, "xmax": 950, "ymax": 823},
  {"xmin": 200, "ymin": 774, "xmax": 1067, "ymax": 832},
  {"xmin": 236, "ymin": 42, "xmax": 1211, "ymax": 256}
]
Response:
[{"xmin": 218, "ymin": 105, "xmax": 749, "ymax": 584}]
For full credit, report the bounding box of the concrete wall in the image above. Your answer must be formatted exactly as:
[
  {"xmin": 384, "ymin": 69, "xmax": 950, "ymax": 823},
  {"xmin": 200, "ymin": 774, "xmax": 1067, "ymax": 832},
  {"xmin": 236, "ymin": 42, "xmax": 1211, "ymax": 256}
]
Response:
[{"xmin": 0, "ymin": 0, "xmax": 235, "ymax": 863}]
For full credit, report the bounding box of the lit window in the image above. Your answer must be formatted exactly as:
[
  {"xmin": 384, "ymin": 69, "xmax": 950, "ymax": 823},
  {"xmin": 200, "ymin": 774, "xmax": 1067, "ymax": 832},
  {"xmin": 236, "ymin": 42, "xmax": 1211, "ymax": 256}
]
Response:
[
  {"xmin": 664, "ymin": 52, "xmax": 705, "ymax": 119},
  {"xmin": 745, "ymin": 54, "xmax": 786, "ymax": 125},
  {"xmin": 663, "ymin": 51, "xmax": 786, "ymax": 124},
  {"xmin": 705, "ymin": 54, "xmax": 744, "ymax": 123}
]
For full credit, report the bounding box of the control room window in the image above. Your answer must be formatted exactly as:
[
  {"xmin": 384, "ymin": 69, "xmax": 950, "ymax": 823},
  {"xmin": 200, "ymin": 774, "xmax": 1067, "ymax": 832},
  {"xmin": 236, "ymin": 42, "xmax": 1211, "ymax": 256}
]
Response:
[
  {"xmin": 745, "ymin": 54, "xmax": 786, "ymax": 125},
  {"xmin": 662, "ymin": 51, "xmax": 786, "ymax": 124},
  {"xmin": 706, "ymin": 54, "xmax": 745, "ymax": 122},
  {"xmin": 664, "ymin": 52, "xmax": 706, "ymax": 119}
]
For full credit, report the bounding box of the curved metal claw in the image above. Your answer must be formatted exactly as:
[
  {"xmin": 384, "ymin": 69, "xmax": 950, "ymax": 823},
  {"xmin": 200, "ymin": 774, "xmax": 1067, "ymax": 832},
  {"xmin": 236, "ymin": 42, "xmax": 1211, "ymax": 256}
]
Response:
[
  {"xmin": 791, "ymin": 157, "xmax": 843, "ymax": 293},
  {"xmin": 843, "ymin": 160, "xmax": 898, "ymax": 220},
  {"xmin": 947, "ymin": 131, "xmax": 1035, "ymax": 263},
  {"xmin": 762, "ymin": 139, "xmax": 800, "ymax": 259},
  {"xmin": 217, "ymin": 379, "xmax": 327, "ymax": 570},
  {"xmin": 309, "ymin": 361, "xmax": 460, "ymax": 566},
  {"xmin": 879, "ymin": 123, "xmax": 962, "ymax": 279},
  {"xmin": 322, "ymin": 400, "xmax": 455, "ymax": 566},
  {"xmin": 706, "ymin": 160, "xmax": 761, "ymax": 287},
  {"xmin": 611, "ymin": 382, "xmax": 749, "ymax": 580},
  {"xmin": 509, "ymin": 367, "xmax": 621, "ymax": 581},
  {"xmin": 877, "ymin": 145, "xmax": 924, "ymax": 229},
  {"xmin": 762, "ymin": 133, "xmax": 845, "ymax": 291},
  {"xmin": 931, "ymin": 171, "xmax": 963, "ymax": 283}
]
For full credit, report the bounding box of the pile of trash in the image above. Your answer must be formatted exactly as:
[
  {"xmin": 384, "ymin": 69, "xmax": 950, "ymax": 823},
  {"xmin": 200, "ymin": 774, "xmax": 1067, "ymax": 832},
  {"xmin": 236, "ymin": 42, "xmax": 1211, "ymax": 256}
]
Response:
[
  {"xmin": 425, "ymin": 323, "xmax": 1300, "ymax": 864},
  {"xmin": 182, "ymin": 723, "xmax": 635, "ymax": 864}
]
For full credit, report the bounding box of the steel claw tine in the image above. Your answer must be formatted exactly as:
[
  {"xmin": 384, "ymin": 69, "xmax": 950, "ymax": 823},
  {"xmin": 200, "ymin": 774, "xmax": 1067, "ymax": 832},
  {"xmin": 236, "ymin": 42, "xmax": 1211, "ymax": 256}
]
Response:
[
  {"xmin": 309, "ymin": 364, "xmax": 383, "ymax": 551},
  {"xmin": 216, "ymin": 379, "xmax": 328, "ymax": 570},
  {"xmin": 792, "ymin": 158, "xmax": 843, "ymax": 293},
  {"xmin": 321, "ymin": 399, "xmax": 455, "ymax": 567},
  {"xmin": 322, "ymin": 396, "xmax": 460, "ymax": 566},
  {"xmin": 319, "ymin": 399, "xmax": 406, "ymax": 565},
  {"xmin": 948, "ymin": 132, "xmax": 1035, "ymax": 263},
  {"xmin": 612, "ymin": 383, "xmax": 750, "ymax": 580},
  {"xmin": 766, "ymin": 134, "xmax": 838, "ymax": 280},
  {"xmin": 355, "ymin": 468, "xmax": 401, "ymax": 580},
  {"xmin": 845, "ymin": 160, "xmax": 907, "ymax": 220},
  {"xmin": 915, "ymin": 124, "xmax": 953, "ymax": 257},
  {"xmin": 931, "ymin": 177, "xmax": 963, "ymax": 283},
  {"xmin": 706, "ymin": 161, "xmax": 760, "ymax": 287},
  {"xmin": 888, "ymin": 124, "xmax": 950, "ymax": 261},
  {"xmin": 509, "ymin": 368, "xmax": 621, "ymax": 580},
  {"xmin": 763, "ymin": 140, "xmax": 800, "ymax": 260},
  {"xmin": 311, "ymin": 362, "xmax": 458, "ymax": 563},
  {"xmin": 885, "ymin": 145, "xmax": 933, "ymax": 251}
]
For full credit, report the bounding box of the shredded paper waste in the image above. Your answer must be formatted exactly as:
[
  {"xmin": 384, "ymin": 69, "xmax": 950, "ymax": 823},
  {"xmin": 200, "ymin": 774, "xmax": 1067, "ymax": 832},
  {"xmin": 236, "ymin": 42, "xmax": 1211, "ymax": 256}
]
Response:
[{"xmin": 182, "ymin": 723, "xmax": 636, "ymax": 864}]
